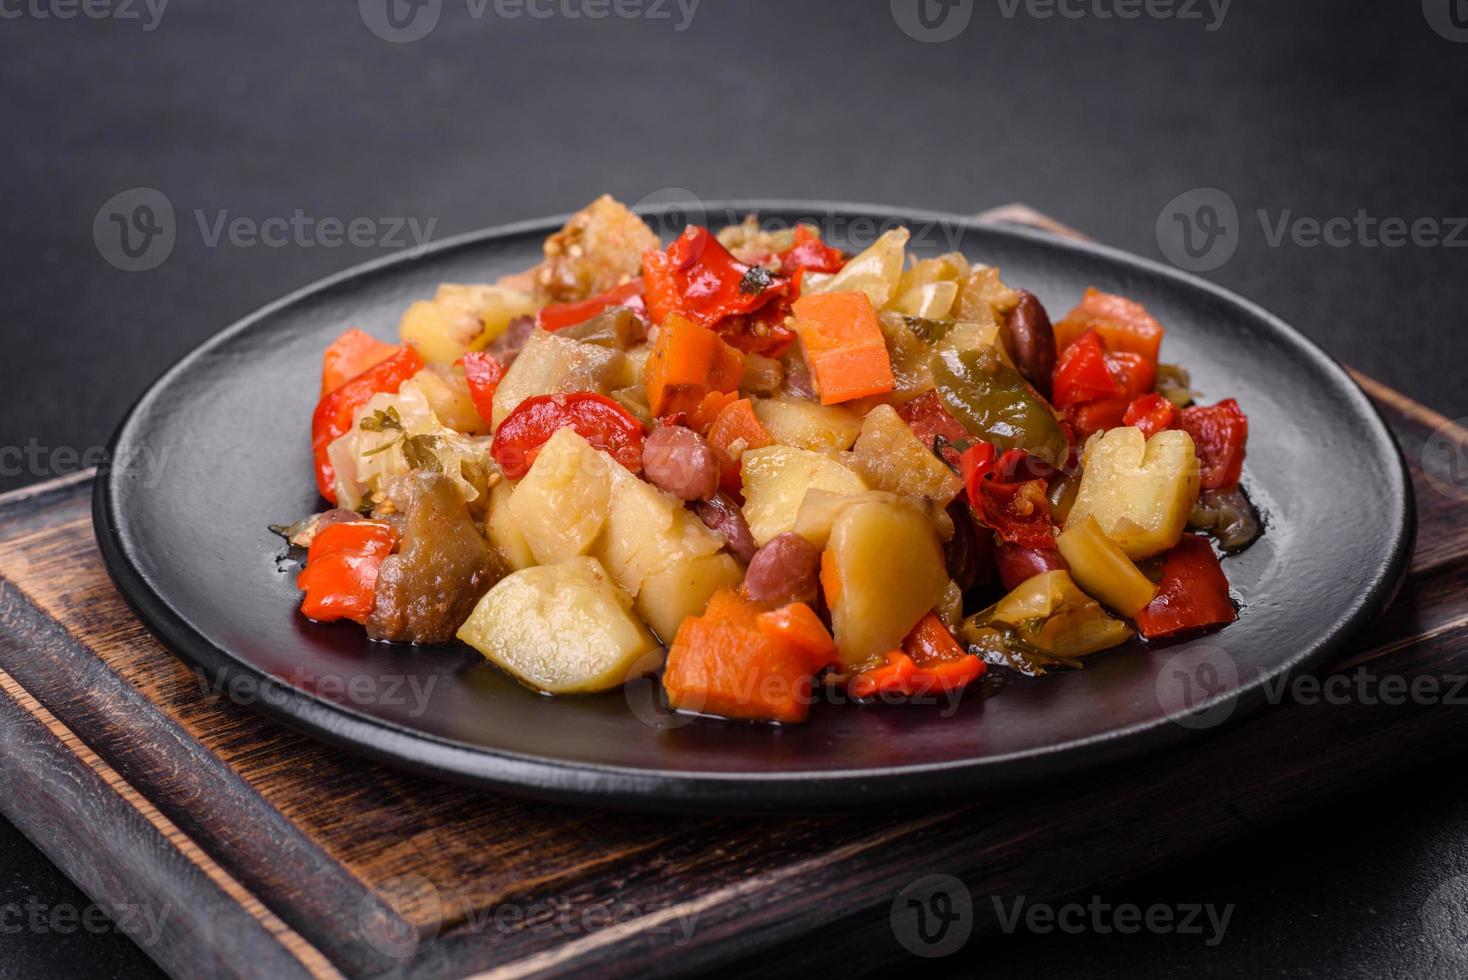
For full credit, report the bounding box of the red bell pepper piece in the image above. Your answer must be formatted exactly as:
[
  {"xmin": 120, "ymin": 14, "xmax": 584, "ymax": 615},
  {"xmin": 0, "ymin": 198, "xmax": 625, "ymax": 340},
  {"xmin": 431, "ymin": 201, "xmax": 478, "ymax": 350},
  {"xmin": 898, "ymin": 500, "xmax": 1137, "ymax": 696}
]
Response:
[
  {"xmin": 1055, "ymin": 288, "xmax": 1165, "ymax": 364},
  {"xmin": 979, "ymin": 478, "xmax": 1055, "ymax": 550},
  {"xmin": 994, "ymin": 541, "xmax": 1069, "ymax": 591},
  {"xmin": 1134, "ymin": 534, "xmax": 1236, "ymax": 640},
  {"xmin": 848, "ymin": 614, "xmax": 985, "ymax": 699},
  {"xmin": 296, "ymin": 521, "xmax": 398, "ymax": 624},
  {"xmin": 642, "ymin": 226, "xmax": 790, "ymax": 330},
  {"xmin": 777, "ymin": 226, "xmax": 847, "ymax": 275},
  {"xmin": 320, "ymin": 328, "xmax": 399, "ymax": 397},
  {"xmin": 1051, "ymin": 330, "xmax": 1125, "ymax": 411},
  {"xmin": 491, "ymin": 392, "xmax": 646, "ymax": 479},
  {"xmin": 1123, "ymin": 393, "xmax": 1177, "ymax": 438},
  {"xmin": 460, "ymin": 352, "xmax": 504, "ymax": 424},
  {"xmin": 310, "ymin": 346, "xmax": 424, "ymax": 503},
  {"xmin": 535, "ymin": 279, "xmax": 646, "ymax": 332},
  {"xmin": 958, "ymin": 443, "xmax": 997, "ymax": 509},
  {"xmin": 958, "ymin": 443, "xmax": 1054, "ymax": 549},
  {"xmin": 1178, "ymin": 398, "xmax": 1248, "ymax": 490}
]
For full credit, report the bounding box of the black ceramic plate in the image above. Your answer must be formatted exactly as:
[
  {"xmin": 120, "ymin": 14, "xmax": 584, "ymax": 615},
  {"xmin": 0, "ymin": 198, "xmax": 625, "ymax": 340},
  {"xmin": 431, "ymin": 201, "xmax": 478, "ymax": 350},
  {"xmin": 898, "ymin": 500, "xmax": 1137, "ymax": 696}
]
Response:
[{"xmin": 95, "ymin": 202, "xmax": 1413, "ymax": 811}]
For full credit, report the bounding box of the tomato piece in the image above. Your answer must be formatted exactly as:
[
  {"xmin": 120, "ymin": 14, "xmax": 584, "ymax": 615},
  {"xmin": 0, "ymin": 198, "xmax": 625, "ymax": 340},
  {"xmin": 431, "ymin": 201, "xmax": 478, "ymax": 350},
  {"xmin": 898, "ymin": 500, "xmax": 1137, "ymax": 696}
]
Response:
[
  {"xmin": 777, "ymin": 226, "xmax": 847, "ymax": 275},
  {"xmin": 536, "ymin": 279, "xmax": 645, "ymax": 332},
  {"xmin": 460, "ymin": 352, "xmax": 505, "ymax": 424},
  {"xmin": 310, "ymin": 346, "xmax": 424, "ymax": 503},
  {"xmin": 979, "ymin": 478, "xmax": 1055, "ymax": 550},
  {"xmin": 491, "ymin": 392, "xmax": 646, "ymax": 479},
  {"xmin": 642, "ymin": 226, "xmax": 790, "ymax": 329},
  {"xmin": 1051, "ymin": 330, "xmax": 1125, "ymax": 411},
  {"xmin": 1178, "ymin": 398, "xmax": 1248, "ymax": 490},
  {"xmin": 1135, "ymin": 534, "xmax": 1236, "ymax": 640},
  {"xmin": 296, "ymin": 521, "xmax": 398, "ymax": 624},
  {"xmin": 958, "ymin": 443, "xmax": 996, "ymax": 510},
  {"xmin": 1105, "ymin": 351, "xmax": 1156, "ymax": 402},
  {"xmin": 1122, "ymin": 393, "xmax": 1177, "ymax": 438}
]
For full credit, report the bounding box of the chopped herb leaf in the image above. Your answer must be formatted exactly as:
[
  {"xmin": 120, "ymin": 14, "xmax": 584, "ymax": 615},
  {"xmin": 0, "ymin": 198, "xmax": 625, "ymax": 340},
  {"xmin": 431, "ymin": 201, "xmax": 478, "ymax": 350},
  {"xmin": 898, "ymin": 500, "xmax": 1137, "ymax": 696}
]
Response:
[
  {"xmin": 359, "ymin": 406, "xmax": 403, "ymax": 433},
  {"xmin": 401, "ymin": 435, "xmax": 442, "ymax": 472}
]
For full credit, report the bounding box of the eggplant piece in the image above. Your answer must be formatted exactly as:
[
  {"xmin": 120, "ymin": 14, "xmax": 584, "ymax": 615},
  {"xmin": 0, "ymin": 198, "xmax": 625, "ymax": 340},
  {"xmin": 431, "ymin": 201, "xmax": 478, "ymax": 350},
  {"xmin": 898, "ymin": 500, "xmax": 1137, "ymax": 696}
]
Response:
[
  {"xmin": 1188, "ymin": 485, "xmax": 1263, "ymax": 552},
  {"xmin": 367, "ymin": 472, "xmax": 507, "ymax": 645}
]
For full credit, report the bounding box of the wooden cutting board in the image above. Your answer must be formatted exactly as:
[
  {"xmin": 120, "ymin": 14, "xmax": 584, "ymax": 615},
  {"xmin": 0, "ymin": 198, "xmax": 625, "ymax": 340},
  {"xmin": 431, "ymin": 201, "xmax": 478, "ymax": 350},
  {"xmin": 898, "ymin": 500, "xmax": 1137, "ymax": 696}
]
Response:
[{"xmin": 0, "ymin": 209, "xmax": 1464, "ymax": 979}]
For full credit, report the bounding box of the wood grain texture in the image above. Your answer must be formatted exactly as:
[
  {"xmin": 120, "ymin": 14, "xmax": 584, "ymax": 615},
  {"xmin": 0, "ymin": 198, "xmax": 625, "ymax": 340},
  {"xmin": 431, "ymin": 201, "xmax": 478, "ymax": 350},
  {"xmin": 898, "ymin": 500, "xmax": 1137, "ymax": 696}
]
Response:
[{"xmin": 0, "ymin": 208, "xmax": 1462, "ymax": 976}]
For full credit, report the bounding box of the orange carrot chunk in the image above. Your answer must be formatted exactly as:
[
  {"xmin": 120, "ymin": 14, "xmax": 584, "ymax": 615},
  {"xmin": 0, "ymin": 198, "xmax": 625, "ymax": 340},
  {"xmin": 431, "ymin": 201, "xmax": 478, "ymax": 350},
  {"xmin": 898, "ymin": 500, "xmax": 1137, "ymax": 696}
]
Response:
[
  {"xmin": 706, "ymin": 397, "xmax": 774, "ymax": 494},
  {"xmin": 755, "ymin": 602, "xmax": 839, "ymax": 673},
  {"xmin": 644, "ymin": 314, "xmax": 746, "ymax": 418},
  {"xmin": 663, "ymin": 589, "xmax": 822, "ymax": 724},
  {"xmin": 790, "ymin": 290, "xmax": 895, "ymax": 405}
]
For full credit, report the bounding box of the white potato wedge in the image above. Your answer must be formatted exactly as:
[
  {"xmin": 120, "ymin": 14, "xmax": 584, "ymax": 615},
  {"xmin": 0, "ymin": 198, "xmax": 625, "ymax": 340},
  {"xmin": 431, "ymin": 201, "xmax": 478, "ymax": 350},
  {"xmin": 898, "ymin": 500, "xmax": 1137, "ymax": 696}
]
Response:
[
  {"xmin": 635, "ymin": 552, "xmax": 743, "ymax": 642},
  {"xmin": 825, "ymin": 498, "xmax": 949, "ymax": 670},
  {"xmin": 1066, "ymin": 427, "xmax": 1201, "ymax": 560},
  {"xmin": 752, "ymin": 397, "xmax": 863, "ymax": 454},
  {"xmin": 457, "ymin": 556, "xmax": 658, "ymax": 694},
  {"xmin": 594, "ymin": 464, "xmax": 725, "ymax": 597},
  {"xmin": 506, "ymin": 429, "xmax": 611, "ymax": 564},
  {"xmin": 740, "ymin": 445, "xmax": 868, "ymax": 547},
  {"xmin": 485, "ymin": 478, "xmax": 536, "ymax": 571}
]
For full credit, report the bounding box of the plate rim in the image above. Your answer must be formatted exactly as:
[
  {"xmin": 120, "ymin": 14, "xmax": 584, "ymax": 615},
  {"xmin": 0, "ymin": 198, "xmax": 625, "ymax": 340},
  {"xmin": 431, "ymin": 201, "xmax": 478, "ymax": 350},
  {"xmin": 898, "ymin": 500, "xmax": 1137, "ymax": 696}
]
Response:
[{"xmin": 93, "ymin": 200, "xmax": 1417, "ymax": 811}]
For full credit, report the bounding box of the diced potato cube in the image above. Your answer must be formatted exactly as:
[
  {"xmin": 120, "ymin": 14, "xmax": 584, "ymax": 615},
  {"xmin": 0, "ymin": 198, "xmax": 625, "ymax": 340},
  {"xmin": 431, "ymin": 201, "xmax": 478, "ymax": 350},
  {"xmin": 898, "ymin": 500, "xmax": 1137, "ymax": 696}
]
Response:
[
  {"xmin": 490, "ymin": 330, "xmax": 627, "ymax": 427},
  {"xmin": 399, "ymin": 284, "xmax": 541, "ymax": 364},
  {"xmin": 485, "ymin": 478, "xmax": 536, "ymax": 571},
  {"xmin": 594, "ymin": 465, "xmax": 724, "ymax": 596},
  {"xmin": 752, "ymin": 397, "xmax": 863, "ymax": 454},
  {"xmin": 741, "ymin": 445, "xmax": 868, "ymax": 547},
  {"xmin": 1055, "ymin": 516, "xmax": 1157, "ymax": 617},
  {"xmin": 635, "ymin": 552, "xmax": 743, "ymax": 642},
  {"xmin": 824, "ymin": 498, "xmax": 949, "ymax": 669},
  {"xmin": 1066, "ymin": 428, "xmax": 1201, "ymax": 560},
  {"xmin": 849, "ymin": 404, "xmax": 963, "ymax": 504},
  {"xmin": 457, "ymin": 556, "xmax": 658, "ymax": 694},
  {"xmin": 507, "ymin": 429, "xmax": 611, "ymax": 564}
]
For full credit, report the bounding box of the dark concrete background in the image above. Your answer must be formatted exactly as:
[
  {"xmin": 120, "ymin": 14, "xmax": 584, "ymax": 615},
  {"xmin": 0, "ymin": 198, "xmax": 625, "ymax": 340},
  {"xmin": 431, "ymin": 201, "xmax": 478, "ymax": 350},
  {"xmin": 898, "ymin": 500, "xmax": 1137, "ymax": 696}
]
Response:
[{"xmin": 1, "ymin": 0, "xmax": 1465, "ymax": 976}]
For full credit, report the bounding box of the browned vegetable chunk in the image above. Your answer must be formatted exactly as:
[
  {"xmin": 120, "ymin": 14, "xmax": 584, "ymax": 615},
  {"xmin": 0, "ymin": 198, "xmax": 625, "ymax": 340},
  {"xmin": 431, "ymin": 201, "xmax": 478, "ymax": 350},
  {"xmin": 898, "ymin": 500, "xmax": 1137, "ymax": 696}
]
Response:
[{"xmin": 367, "ymin": 472, "xmax": 507, "ymax": 644}]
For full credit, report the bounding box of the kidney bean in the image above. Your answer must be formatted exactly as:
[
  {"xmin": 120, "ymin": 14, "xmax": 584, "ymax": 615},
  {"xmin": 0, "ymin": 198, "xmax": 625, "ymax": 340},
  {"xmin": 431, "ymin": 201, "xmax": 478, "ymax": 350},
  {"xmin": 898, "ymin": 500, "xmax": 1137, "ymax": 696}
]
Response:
[
  {"xmin": 642, "ymin": 424, "xmax": 720, "ymax": 501},
  {"xmin": 743, "ymin": 533, "xmax": 821, "ymax": 607},
  {"xmin": 692, "ymin": 492, "xmax": 758, "ymax": 565},
  {"xmin": 994, "ymin": 541, "xmax": 1068, "ymax": 592},
  {"xmin": 943, "ymin": 499, "xmax": 995, "ymax": 591},
  {"xmin": 1001, "ymin": 291, "xmax": 1057, "ymax": 399}
]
